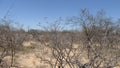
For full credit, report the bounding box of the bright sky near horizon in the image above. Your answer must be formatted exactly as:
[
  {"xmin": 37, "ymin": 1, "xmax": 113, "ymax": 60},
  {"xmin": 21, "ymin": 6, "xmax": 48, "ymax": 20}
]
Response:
[{"xmin": 0, "ymin": 0, "xmax": 120, "ymax": 29}]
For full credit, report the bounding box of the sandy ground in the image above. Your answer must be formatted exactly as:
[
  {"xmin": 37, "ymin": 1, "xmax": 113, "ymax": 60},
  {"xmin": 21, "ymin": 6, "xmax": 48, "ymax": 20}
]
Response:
[{"xmin": 2, "ymin": 41, "xmax": 120, "ymax": 68}]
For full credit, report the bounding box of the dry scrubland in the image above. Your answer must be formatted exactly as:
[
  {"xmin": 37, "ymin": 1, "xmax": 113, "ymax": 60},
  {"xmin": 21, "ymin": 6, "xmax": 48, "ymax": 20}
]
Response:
[
  {"xmin": 2, "ymin": 41, "xmax": 87, "ymax": 68},
  {"xmin": 3, "ymin": 40, "xmax": 120, "ymax": 68},
  {"xmin": 0, "ymin": 9, "xmax": 120, "ymax": 68}
]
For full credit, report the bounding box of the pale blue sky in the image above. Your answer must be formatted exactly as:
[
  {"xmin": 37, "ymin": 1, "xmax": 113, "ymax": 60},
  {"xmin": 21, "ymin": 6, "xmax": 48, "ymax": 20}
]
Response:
[{"xmin": 0, "ymin": 0, "xmax": 120, "ymax": 29}]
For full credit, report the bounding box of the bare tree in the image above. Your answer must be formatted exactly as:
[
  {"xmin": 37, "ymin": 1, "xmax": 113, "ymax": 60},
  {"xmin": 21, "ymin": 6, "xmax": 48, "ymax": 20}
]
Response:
[
  {"xmin": 69, "ymin": 9, "xmax": 120, "ymax": 68},
  {"xmin": 0, "ymin": 19, "xmax": 25, "ymax": 68},
  {"xmin": 35, "ymin": 18, "xmax": 84, "ymax": 68}
]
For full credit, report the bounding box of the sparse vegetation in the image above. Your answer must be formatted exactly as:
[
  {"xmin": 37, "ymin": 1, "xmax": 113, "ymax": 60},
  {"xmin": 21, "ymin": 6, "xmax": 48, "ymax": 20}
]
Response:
[{"xmin": 0, "ymin": 9, "xmax": 119, "ymax": 68}]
